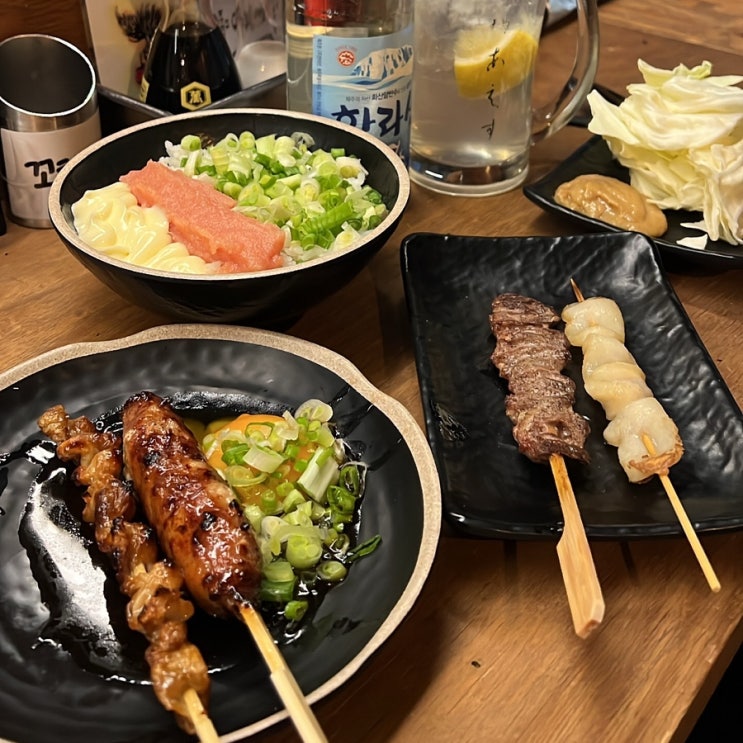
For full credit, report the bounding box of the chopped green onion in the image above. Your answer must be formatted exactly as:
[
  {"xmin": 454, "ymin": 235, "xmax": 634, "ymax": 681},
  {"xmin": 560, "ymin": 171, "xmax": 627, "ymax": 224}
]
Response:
[
  {"xmin": 297, "ymin": 446, "xmax": 338, "ymax": 502},
  {"xmin": 294, "ymin": 457, "xmax": 309, "ymax": 473},
  {"xmin": 316, "ymin": 425, "xmax": 335, "ymax": 448},
  {"xmin": 329, "ymin": 532, "xmax": 351, "ymax": 554},
  {"xmin": 296, "ymin": 201, "xmax": 355, "ymax": 243},
  {"xmin": 284, "ymin": 600, "xmax": 309, "ymax": 622},
  {"xmin": 276, "ymin": 480, "xmax": 296, "ymax": 498},
  {"xmin": 284, "ymin": 443, "xmax": 300, "ymax": 460},
  {"xmin": 261, "ymin": 490, "xmax": 281, "ymax": 514},
  {"xmin": 285, "ymin": 534, "xmax": 324, "ymax": 570},
  {"xmin": 221, "ymin": 441, "xmax": 249, "ymax": 466},
  {"xmin": 317, "ymin": 560, "xmax": 348, "ymax": 582},
  {"xmin": 243, "ymin": 443, "xmax": 284, "ymax": 473},
  {"xmin": 282, "ymin": 488, "xmax": 306, "ymax": 513},
  {"xmin": 260, "ymin": 578, "xmax": 296, "ymax": 603},
  {"xmin": 283, "ymin": 503, "xmax": 314, "ymax": 528},
  {"xmin": 224, "ymin": 464, "xmax": 266, "ymax": 488},
  {"xmin": 348, "ymin": 534, "xmax": 382, "ymax": 562},
  {"xmin": 180, "ymin": 134, "xmax": 202, "ymax": 151},
  {"xmin": 243, "ymin": 504, "xmax": 264, "ymax": 532},
  {"xmin": 263, "ymin": 558, "xmax": 295, "ymax": 582}
]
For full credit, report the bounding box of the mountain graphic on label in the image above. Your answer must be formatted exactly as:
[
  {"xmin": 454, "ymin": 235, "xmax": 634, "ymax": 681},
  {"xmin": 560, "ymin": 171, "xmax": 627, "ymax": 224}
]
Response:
[{"xmin": 349, "ymin": 45, "xmax": 413, "ymax": 85}]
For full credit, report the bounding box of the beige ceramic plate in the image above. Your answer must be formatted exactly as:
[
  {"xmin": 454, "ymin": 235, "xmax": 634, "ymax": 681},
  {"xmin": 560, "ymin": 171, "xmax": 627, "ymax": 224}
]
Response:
[{"xmin": 0, "ymin": 324, "xmax": 441, "ymax": 742}]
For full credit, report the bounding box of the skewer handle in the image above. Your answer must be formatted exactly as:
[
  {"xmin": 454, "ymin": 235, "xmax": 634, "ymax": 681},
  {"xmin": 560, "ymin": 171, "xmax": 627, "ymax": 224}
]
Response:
[
  {"xmin": 641, "ymin": 435, "xmax": 720, "ymax": 592},
  {"xmin": 550, "ymin": 454, "xmax": 605, "ymax": 638},
  {"xmin": 240, "ymin": 605, "xmax": 329, "ymax": 743},
  {"xmin": 182, "ymin": 688, "xmax": 220, "ymax": 743}
]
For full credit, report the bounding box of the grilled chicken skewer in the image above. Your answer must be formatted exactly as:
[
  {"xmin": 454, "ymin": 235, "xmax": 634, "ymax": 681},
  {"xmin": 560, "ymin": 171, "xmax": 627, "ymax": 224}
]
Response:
[
  {"xmin": 37, "ymin": 405, "xmax": 216, "ymax": 740},
  {"xmin": 122, "ymin": 391, "xmax": 328, "ymax": 743},
  {"xmin": 121, "ymin": 391, "xmax": 262, "ymax": 619},
  {"xmin": 490, "ymin": 294, "xmax": 605, "ymax": 638}
]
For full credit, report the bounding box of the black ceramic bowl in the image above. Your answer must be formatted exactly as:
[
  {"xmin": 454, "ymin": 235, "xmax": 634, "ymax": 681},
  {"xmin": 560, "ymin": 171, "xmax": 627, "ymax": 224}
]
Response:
[{"xmin": 48, "ymin": 108, "xmax": 410, "ymax": 325}]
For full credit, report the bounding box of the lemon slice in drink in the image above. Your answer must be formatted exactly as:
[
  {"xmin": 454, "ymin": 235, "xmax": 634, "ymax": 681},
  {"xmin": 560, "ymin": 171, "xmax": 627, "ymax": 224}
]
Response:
[{"xmin": 454, "ymin": 26, "xmax": 538, "ymax": 99}]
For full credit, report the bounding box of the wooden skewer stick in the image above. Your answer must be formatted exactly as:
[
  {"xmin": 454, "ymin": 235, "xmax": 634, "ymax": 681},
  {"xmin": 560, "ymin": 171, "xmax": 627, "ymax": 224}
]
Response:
[
  {"xmin": 641, "ymin": 435, "xmax": 720, "ymax": 592},
  {"xmin": 182, "ymin": 688, "xmax": 220, "ymax": 743},
  {"xmin": 550, "ymin": 453, "xmax": 606, "ymax": 638},
  {"xmin": 239, "ymin": 604, "xmax": 329, "ymax": 743},
  {"xmin": 570, "ymin": 277, "xmax": 720, "ymax": 593},
  {"xmin": 569, "ymin": 277, "xmax": 585, "ymax": 302}
]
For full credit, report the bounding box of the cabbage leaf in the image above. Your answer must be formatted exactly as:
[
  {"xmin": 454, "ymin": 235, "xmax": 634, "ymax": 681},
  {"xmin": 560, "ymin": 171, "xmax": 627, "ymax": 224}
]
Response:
[{"xmin": 587, "ymin": 60, "xmax": 743, "ymax": 245}]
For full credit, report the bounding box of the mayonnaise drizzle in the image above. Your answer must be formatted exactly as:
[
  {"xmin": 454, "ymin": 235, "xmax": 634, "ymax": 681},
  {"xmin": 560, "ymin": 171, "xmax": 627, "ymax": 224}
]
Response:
[{"xmin": 71, "ymin": 182, "xmax": 220, "ymax": 274}]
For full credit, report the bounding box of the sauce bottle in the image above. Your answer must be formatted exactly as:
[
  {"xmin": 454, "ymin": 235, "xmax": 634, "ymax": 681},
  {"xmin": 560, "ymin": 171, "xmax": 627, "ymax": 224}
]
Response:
[{"xmin": 140, "ymin": 0, "xmax": 241, "ymax": 113}]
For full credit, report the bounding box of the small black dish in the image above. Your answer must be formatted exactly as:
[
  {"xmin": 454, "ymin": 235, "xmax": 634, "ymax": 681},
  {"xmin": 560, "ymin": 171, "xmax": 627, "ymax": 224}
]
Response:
[
  {"xmin": 523, "ymin": 135, "xmax": 743, "ymax": 271},
  {"xmin": 400, "ymin": 231, "xmax": 743, "ymax": 540}
]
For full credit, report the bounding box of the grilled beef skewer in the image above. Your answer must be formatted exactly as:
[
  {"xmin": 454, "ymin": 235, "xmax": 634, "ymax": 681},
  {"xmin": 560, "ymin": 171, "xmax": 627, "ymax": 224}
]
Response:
[
  {"xmin": 491, "ymin": 294, "xmax": 604, "ymax": 637},
  {"xmin": 490, "ymin": 293, "xmax": 590, "ymax": 464},
  {"xmin": 37, "ymin": 405, "xmax": 210, "ymax": 735}
]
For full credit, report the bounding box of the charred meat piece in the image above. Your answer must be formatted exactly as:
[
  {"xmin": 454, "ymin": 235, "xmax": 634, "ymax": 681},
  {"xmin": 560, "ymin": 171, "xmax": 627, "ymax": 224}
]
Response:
[
  {"xmin": 504, "ymin": 370, "xmax": 577, "ymax": 423},
  {"xmin": 490, "ymin": 292, "xmax": 561, "ymax": 329},
  {"xmin": 491, "ymin": 325, "xmax": 571, "ymax": 380},
  {"xmin": 37, "ymin": 405, "xmax": 209, "ymax": 734},
  {"xmin": 510, "ymin": 402, "xmax": 592, "ymax": 463},
  {"xmin": 122, "ymin": 391, "xmax": 262, "ymax": 619},
  {"xmin": 490, "ymin": 294, "xmax": 590, "ymax": 464},
  {"xmin": 506, "ymin": 368, "xmax": 577, "ymax": 404}
]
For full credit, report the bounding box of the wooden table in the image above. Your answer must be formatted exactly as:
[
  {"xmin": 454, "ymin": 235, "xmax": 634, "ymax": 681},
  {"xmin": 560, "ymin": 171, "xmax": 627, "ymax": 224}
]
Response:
[{"xmin": 2, "ymin": 1, "xmax": 742, "ymax": 741}]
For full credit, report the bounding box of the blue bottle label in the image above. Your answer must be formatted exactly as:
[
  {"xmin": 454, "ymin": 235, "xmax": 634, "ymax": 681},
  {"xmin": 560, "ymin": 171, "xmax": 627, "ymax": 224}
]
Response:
[{"xmin": 312, "ymin": 26, "xmax": 413, "ymax": 162}]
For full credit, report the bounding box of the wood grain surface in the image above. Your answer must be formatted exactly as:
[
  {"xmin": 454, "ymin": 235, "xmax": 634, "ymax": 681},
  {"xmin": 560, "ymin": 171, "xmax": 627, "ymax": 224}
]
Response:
[
  {"xmin": 1, "ymin": 2, "xmax": 742, "ymax": 743},
  {"xmin": 1, "ymin": 0, "xmax": 90, "ymax": 54}
]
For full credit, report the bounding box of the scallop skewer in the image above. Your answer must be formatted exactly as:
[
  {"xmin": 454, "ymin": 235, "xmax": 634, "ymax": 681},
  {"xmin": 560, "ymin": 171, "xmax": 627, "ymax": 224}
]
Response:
[
  {"xmin": 566, "ymin": 280, "xmax": 720, "ymax": 592},
  {"xmin": 490, "ymin": 294, "xmax": 605, "ymax": 638}
]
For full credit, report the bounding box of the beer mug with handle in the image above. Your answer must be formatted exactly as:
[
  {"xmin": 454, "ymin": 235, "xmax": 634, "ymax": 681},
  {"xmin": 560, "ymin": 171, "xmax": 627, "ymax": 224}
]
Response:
[{"xmin": 410, "ymin": 0, "xmax": 599, "ymax": 196}]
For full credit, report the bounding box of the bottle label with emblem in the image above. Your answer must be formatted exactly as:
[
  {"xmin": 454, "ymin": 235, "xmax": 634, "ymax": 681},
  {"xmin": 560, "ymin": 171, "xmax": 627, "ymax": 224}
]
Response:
[
  {"xmin": 311, "ymin": 26, "xmax": 413, "ymax": 162},
  {"xmin": 140, "ymin": 20, "xmax": 240, "ymax": 113}
]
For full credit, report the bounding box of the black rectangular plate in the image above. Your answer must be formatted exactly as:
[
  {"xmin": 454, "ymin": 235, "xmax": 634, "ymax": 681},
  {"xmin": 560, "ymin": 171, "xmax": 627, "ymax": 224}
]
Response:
[
  {"xmin": 401, "ymin": 231, "xmax": 743, "ymax": 539},
  {"xmin": 523, "ymin": 135, "xmax": 743, "ymax": 270}
]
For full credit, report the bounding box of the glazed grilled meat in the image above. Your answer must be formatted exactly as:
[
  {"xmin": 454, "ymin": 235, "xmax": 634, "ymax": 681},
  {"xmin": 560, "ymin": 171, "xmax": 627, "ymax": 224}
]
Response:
[
  {"xmin": 37, "ymin": 405, "xmax": 209, "ymax": 734},
  {"xmin": 121, "ymin": 391, "xmax": 262, "ymax": 619},
  {"xmin": 490, "ymin": 294, "xmax": 590, "ymax": 464}
]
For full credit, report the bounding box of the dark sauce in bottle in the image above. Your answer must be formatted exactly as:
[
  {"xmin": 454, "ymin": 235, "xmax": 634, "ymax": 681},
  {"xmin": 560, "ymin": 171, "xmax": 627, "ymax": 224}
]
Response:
[{"xmin": 140, "ymin": 21, "xmax": 241, "ymax": 113}]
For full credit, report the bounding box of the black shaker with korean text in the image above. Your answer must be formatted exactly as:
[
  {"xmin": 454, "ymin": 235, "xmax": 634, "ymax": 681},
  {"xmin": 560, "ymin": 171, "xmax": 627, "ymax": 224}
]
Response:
[{"xmin": 140, "ymin": 0, "xmax": 241, "ymax": 113}]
